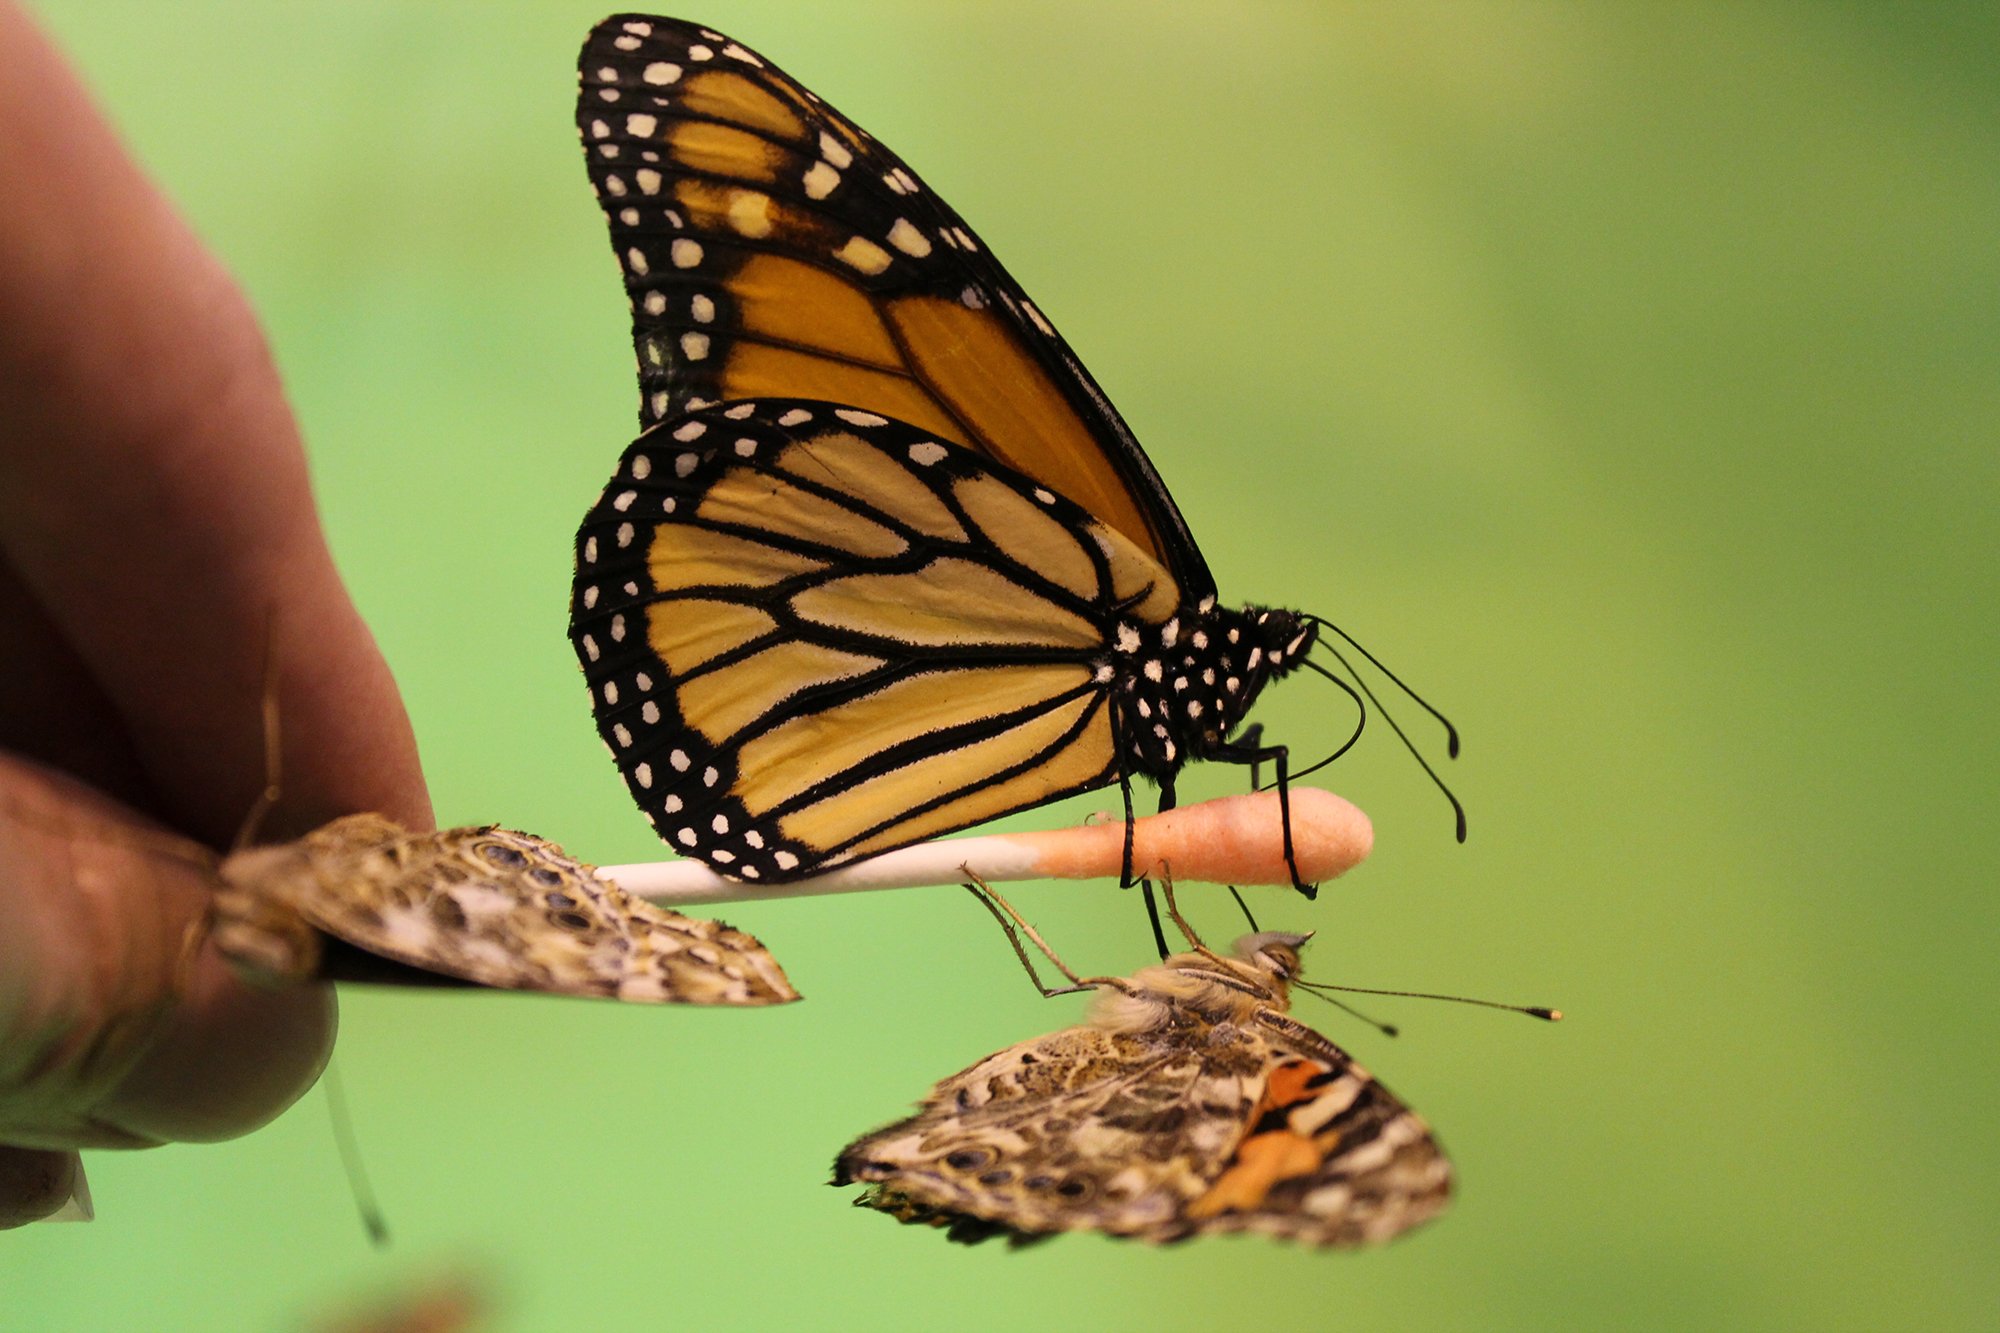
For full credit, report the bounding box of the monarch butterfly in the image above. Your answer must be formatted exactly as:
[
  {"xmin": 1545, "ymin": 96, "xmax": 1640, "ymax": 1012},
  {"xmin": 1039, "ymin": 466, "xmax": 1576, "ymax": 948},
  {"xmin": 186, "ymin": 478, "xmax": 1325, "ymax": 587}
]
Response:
[{"xmin": 568, "ymin": 15, "xmax": 1455, "ymax": 902}]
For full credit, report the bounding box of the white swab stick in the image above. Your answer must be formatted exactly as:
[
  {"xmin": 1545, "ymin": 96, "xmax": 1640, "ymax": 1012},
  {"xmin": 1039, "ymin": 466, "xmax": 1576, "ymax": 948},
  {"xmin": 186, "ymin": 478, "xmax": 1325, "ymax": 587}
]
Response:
[{"xmin": 605, "ymin": 788, "xmax": 1372, "ymax": 906}]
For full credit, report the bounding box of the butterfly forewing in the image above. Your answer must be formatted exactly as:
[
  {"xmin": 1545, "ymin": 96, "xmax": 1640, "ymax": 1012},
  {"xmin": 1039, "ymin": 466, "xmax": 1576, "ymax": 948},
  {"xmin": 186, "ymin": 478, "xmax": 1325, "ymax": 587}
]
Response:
[
  {"xmin": 577, "ymin": 14, "xmax": 1210, "ymax": 594},
  {"xmin": 571, "ymin": 398, "xmax": 1194, "ymax": 881}
]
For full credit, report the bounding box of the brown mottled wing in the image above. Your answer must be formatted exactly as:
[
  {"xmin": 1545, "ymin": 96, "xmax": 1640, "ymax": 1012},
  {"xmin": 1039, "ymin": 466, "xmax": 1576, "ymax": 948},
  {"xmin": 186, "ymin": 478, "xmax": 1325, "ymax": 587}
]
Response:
[
  {"xmin": 834, "ymin": 1008, "xmax": 1446, "ymax": 1245},
  {"xmin": 215, "ymin": 814, "xmax": 797, "ymax": 1005},
  {"xmin": 576, "ymin": 14, "xmax": 1212, "ymax": 599},
  {"xmin": 1184, "ymin": 1009, "xmax": 1450, "ymax": 1245},
  {"xmin": 833, "ymin": 1021, "xmax": 1268, "ymax": 1242}
]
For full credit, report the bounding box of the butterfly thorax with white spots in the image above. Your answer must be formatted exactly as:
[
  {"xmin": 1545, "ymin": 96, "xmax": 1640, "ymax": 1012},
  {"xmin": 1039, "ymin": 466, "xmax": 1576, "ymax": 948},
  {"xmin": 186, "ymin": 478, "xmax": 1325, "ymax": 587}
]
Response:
[
  {"xmin": 1108, "ymin": 602, "xmax": 1315, "ymax": 780},
  {"xmin": 1088, "ymin": 930, "xmax": 1311, "ymax": 1035}
]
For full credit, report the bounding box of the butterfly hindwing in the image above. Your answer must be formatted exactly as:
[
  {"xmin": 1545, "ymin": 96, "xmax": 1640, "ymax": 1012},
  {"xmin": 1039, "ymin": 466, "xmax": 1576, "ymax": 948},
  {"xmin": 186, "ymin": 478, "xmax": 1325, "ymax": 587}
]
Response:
[
  {"xmin": 571, "ymin": 397, "xmax": 1189, "ymax": 881},
  {"xmin": 213, "ymin": 814, "xmax": 798, "ymax": 1005},
  {"xmin": 577, "ymin": 14, "xmax": 1210, "ymax": 593}
]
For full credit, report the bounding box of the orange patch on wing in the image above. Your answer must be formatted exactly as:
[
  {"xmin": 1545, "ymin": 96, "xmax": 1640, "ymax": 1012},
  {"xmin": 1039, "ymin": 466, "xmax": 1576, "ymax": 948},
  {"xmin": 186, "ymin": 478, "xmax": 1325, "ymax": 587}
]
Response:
[{"xmin": 1187, "ymin": 1130, "xmax": 1326, "ymax": 1218}]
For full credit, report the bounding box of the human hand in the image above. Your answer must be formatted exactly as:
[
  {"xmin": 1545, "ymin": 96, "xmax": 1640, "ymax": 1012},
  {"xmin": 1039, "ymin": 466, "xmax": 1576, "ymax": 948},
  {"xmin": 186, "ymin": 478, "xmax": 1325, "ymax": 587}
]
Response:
[{"xmin": 0, "ymin": 1, "xmax": 430, "ymax": 1225}]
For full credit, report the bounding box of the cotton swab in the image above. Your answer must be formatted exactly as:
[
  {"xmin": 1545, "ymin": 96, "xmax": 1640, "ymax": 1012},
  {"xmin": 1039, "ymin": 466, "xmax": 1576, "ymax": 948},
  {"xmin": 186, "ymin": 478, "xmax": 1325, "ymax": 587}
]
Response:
[{"xmin": 604, "ymin": 787, "xmax": 1372, "ymax": 906}]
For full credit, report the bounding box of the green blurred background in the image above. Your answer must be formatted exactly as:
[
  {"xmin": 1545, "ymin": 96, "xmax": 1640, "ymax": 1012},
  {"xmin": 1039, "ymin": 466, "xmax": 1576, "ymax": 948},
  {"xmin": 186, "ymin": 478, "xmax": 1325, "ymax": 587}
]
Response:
[{"xmin": 8, "ymin": 2, "xmax": 1997, "ymax": 1329}]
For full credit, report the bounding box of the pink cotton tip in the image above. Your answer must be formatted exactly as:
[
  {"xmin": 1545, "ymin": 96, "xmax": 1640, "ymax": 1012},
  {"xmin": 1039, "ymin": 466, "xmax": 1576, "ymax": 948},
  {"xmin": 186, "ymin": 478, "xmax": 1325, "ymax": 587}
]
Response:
[{"xmin": 1019, "ymin": 788, "xmax": 1373, "ymax": 886}]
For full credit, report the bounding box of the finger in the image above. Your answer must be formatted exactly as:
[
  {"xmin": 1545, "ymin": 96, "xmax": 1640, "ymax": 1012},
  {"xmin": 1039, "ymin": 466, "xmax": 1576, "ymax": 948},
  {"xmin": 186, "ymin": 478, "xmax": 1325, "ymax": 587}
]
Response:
[
  {"xmin": 0, "ymin": 753, "xmax": 334, "ymax": 1150},
  {"xmin": 0, "ymin": 2, "xmax": 428, "ymax": 847},
  {"xmin": 0, "ymin": 1145, "xmax": 78, "ymax": 1229}
]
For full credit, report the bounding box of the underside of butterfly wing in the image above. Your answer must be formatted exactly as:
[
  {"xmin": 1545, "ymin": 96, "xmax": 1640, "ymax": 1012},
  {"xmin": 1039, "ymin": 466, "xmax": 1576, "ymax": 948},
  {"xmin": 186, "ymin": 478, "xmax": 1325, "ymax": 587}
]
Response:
[
  {"xmin": 576, "ymin": 13, "xmax": 1213, "ymax": 596},
  {"xmin": 214, "ymin": 813, "xmax": 797, "ymax": 1005},
  {"xmin": 834, "ymin": 1023, "xmax": 1266, "ymax": 1242},
  {"xmin": 835, "ymin": 980, "xmax": 1448, "ymax": 1244},
  {"xmin": 572, "ymin": 398, "xmax": 1198, "ymax": 881}
]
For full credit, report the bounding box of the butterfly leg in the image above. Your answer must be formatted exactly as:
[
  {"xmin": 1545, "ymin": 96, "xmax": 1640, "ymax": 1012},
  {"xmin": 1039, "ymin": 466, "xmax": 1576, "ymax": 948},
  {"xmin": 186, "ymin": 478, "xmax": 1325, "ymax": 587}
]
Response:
[
  {"xmin": 960, "ymin": 876, "xmax": 1125, "ymax": 999},
  {"xmin": 1137, "ymin": 781, "xmax": 1178, "ymax": 961},
  {"xmin": 1213, "ymin": 739, "xmax": 1313, "ymax": 900}
]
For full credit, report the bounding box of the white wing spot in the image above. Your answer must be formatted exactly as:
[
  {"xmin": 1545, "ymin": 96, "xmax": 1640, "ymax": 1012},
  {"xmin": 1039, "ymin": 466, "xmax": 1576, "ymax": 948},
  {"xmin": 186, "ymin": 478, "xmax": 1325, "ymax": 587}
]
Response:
[
  {"xmin": 642, "ymin": 291, "xmax": 666, "ymax": 316},
  {"xmin": 703, "ymin": 766, "xmax": 720, "ymax": 787},
  {"xmin": 583, "ymin": 585, "xmax": 600, "ymax": 610},
  {"xmin": 582, "ymin": 634, "xmax": 599, "ymax": 661},
  {"xmin": 610, "ymin": 614, "xmax": 627, "ymax": 642},
  {"xmin": 643, "ymin": 61, "xmax": 682, "ymax": 85},
  {"xmin": 583, "ymin": 537, "xmax": 599, "ymax": 564},
  {"xmin": 907, "ymin": 441, "xmax": 948, "ymax": 466},
  {"xmin": 602, "ymin": 680, "xmax": 617, "ymax": 704},
  {"xmin": 734, "ymin": 438, "xmax": 758, "ymax": 457},
  {"xmin": 688, "ymin": 43, "xmax": 714, "ymax": 61},
  {"xmin": 614, "ymin": 34, "xmax": 643, "ymax": 51},
  {"xmin": 613, "ymin": 490, "xmax": 637, "ymax": 512},
  {"xmin": 774, "ymin": 851, "xmax": 800, "ymax": 871},
  {"xmin": 626, "ymin": 247, "xmax": 650, "ymax": 276},
  {"xmin": 614, "ymin": 724, "xmax": 633, "ymax": 748},
  {"xmin": 636, "ymin": 672, "xmax": 654, "ymax": 691},
  {"xmin": 625, "ymin": 113, "xmax": 658, "ymax": 138},
  {"xmin": 887, "ymin": 218, "xmax": 932, "ymax": 257},
  {"xmin": 834, "ymin": 236, "xmax": 891, "ymax": 275},
  {"xmin": 601, "ymin": 172, "xmax": 626, "ymax": 195},
  {"xmin": 711, "ymin": 814, "xmax": 730, "ymax": 834},
  {"xmin": 635, "ymin": 762, "xmax": 653, "ymax": 788},
  {"xmin": 834, "ymin": 408, "xmax": 887, "ymax": 427},
  {"xmin": 723, "ymin": 43, "xmax": 762, "ymax": 66},
  {"xmin": 670, "ymin": 749, "xmax": 691, "ymax": 771},
  {"xmin": 691, "ymin": 293, "xmax": 715, "ymax": 323},
  {"xmin": 818, "ymin": 131, "xmax": 853, "ymax": 168},
  {"xmin": 803, "ymin": 161, "xmax": 841, "ymax": 199},
  {"xmin": 1023, "ymin": 301, "xmax": 1054, "ymax": 335},
  {"xmin": 675, "ymin": 453, "xmax": 699, "ymax": 477},
  {"xmin": 635, "ymin": 168, "xmax": 663, "ymax": 196},
  {"xmin": 1116, "ymin": 623, "xmax": 1141, "ymax": 653},
  {"xmin": 778, "ymin": 408, "xmax": 813, "ymax": 427},
  {"xmin": 681, "ymin": 331, "xmax": 711, "ymax": 361},
  {"xmin": 670, "ymin": 237, "xmax": 702, "ymax": 267},
  {"xmin": 724, "ymin": 402, "xmax": 756, "ymax": 419},
  {"xmin": 1033, "ymin": 487, "xmax": 1055, "ymax": 504},
  {"xmin": 1144, "ymin": 660, "xmax": 1164, "ymax": 683},
  {"xmin": 673, "ymin": 420, "xmax": 706, "ymax": 442},
  {"xmin": 616, "ymin": 522, "xmax": 635, "ymax": 547},
  {"xmin": 677, "ymin": 827, "xmax": 698, "ymax": 847},
  {"xmin": 664, "ymin": 793, "xmax": 683, "ymax": 812},
  {"xmin": 642, "ymin": 701, "xmax": 661, "ymax": 724}
]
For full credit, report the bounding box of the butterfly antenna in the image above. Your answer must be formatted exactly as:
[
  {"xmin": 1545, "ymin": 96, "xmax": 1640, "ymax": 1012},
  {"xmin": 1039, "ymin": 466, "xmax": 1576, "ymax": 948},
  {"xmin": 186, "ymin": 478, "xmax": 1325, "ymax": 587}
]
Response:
[
  {"xmin": 1296, "ymin": 977, "xmax": 1560, "ymax": 1023},
  {"xmin": 231, "ymin": 613, "xmax": 285, "ymax": 853},
  {"xmin": 1296, "ymin": 986, "xmax": 1400, "ymax": 1038},
  {"xmin": 1285, "ymin": 664, "xmax": 1366, "ymax": 783},
  {"xmin": 1303, "ymin": 614, "xmax": 1460, "ymax": 757},
  {"xmin": 1304, "ymin": 647, "xmax": 1467, "ymax": 843},
  {"xmin": 323, "ymin": 1059, "xmax": 391, "ymax": 1248}
]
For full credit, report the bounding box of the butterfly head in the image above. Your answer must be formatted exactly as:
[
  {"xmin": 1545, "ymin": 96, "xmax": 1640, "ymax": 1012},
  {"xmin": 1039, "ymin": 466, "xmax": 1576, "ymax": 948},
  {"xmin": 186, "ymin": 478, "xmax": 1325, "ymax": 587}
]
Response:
[{"xmin": 1231, "ymin": 929, "xmax": 1313, "ymax": 988}]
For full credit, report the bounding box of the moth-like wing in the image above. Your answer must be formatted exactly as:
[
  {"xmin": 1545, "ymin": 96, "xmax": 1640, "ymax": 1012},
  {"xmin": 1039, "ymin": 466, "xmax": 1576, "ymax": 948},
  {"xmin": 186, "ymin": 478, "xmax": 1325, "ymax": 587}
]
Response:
[
  {"xmin": 217, "ymin": 815, "xmax": 797, "ymax": 1005},
  {"xmin": 576, "ymin": 14, "xmax": 1211, "ymax": 596},
  {"xmin": 833, "ymin": 1022, "xmax": 1268, "ymax": 1242},
  {"xmin": 572, "ymin": 398, "xmax": 1180, "ymax": 881}
]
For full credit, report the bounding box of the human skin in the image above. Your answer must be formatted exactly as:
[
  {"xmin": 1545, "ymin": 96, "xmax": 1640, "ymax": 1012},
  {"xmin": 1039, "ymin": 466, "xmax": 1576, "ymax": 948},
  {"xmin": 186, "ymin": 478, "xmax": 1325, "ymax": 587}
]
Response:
[{"xmin": 0, "ymin": 1, "xmax": 429, "ymax": 1225}]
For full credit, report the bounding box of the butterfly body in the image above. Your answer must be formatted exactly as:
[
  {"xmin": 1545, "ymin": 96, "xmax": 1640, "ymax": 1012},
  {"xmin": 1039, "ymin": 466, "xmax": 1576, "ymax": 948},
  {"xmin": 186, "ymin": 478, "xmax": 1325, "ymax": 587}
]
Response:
[
  {"xmin": 834, "ymin": 931, "xmax": 1448, "ymax": 1245},
  {"xmin": 213, "ymin": 813, "xmax": 797, "ymax": 1005},
  {"xmin": 569, "ymin": 15, "xmax": 1344, "ymax": 885}
]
